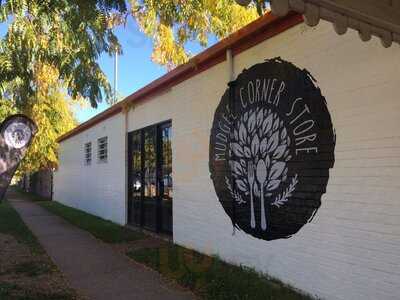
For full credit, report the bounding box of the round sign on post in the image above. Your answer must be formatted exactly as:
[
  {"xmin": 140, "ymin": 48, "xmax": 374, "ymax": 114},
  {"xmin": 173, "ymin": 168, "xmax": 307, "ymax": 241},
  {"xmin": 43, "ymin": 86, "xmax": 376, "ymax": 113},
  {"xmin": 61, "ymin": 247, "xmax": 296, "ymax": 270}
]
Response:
[
  {"xmin": 4, "ymin": 122, "xmax": 33, "ymax": 149},
  {"xmin": 0, "ymin": 115, "xmax": 37, "ymax": 200},
  {"xmin": 209, "ymin": 58, "xmax": 335, "ymax": 241}
]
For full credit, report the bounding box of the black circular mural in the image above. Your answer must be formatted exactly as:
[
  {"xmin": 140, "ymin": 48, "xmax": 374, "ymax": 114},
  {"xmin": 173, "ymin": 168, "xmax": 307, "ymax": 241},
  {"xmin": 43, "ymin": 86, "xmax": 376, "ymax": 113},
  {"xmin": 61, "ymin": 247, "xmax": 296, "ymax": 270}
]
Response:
[{"xmin": 209, "ymin": 58, "xmax": 335, "ymax": 241}]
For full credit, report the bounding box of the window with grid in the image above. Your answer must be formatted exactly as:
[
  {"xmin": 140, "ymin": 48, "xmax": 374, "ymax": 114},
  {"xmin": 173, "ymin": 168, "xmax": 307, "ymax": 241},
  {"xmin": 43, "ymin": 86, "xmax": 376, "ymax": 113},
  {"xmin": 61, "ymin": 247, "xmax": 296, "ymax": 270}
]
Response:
[
  {"xmin": 97, "ymin": 137, "xmax": 108, "ymax": 163},
  {"xmin": 84, "ymin": 142, "xmax": 92, "ymax": 165}
]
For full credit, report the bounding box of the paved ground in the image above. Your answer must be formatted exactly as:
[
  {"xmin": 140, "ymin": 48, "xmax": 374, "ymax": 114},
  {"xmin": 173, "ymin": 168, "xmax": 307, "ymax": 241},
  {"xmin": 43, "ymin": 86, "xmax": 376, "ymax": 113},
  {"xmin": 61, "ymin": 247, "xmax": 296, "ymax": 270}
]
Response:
[{"xmin": 9, "ymin": 198, "xmax": 195, "ymax": 300}]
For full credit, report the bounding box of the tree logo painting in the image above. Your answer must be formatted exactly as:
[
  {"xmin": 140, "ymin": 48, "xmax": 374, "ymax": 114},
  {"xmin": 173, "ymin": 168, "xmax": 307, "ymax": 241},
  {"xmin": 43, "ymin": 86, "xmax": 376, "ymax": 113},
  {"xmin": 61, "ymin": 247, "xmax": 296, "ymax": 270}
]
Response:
[
  {"xmin": 209, "ymin": 58, "xmax": 336, "ymax": 241},
  {"xmin": 0, "ymin": 115, "xmax": 37, "ymax": 201}
]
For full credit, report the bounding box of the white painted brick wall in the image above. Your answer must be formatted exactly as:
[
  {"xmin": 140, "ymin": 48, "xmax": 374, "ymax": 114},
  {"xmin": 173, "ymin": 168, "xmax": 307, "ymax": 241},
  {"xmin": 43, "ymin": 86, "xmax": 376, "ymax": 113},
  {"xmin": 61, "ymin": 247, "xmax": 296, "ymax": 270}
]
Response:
[
  {"xmin": 55, "ymin": 20, "xmax": 400, "ymax": 300},
  {"xmin": 54, "ymin": 113, "xmax": 126, "ymax": 224}
]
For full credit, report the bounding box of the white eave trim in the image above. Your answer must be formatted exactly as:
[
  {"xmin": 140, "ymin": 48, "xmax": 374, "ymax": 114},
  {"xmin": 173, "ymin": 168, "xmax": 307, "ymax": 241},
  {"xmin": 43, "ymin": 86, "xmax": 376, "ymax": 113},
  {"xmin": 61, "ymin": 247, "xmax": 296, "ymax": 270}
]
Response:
[{"xmin": 270, "ymin": 0, "xmax": 400, "ymax": 48}]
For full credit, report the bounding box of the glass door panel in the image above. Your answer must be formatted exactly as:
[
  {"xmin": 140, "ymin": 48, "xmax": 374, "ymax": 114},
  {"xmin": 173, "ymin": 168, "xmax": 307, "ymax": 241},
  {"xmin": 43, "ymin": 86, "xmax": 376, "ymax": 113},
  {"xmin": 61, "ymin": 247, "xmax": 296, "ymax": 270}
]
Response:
[
  {"xmin": 160, "ymin": 123, "xmax": 173, "ymax": 233},
  {"xmin": 128, "ymin": 131, "xmax": 142, "ymax": 226},
  {"xmin": 143, "ymin": 127, "xmax": 157, "ymax": 231}
]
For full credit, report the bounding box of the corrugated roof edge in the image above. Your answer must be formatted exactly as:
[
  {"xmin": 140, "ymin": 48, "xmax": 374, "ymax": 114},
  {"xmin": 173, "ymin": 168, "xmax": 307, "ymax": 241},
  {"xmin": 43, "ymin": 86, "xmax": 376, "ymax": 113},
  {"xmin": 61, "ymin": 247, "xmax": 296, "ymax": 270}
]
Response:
[{"xmin": 57, "ymin": 11, "xmax": 303, "ymax": 143}]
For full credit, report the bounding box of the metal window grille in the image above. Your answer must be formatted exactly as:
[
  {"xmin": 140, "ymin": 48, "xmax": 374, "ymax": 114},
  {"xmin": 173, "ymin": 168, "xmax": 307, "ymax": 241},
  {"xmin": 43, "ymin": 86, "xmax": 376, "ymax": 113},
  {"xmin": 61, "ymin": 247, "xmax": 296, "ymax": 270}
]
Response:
[
  {"xmin": 84, "ymin": 142, "xmax": 92, "ymax": 165},
  {"xmin": 97, "ymin": 137, "xmax": 108, "ymax": 163}
]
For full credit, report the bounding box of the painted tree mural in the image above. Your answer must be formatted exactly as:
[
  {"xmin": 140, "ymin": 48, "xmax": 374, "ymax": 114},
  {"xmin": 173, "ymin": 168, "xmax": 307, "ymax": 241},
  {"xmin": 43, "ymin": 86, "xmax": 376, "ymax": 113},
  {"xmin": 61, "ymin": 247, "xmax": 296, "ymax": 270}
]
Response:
[{"xmin": 226, "ymin": 107, "xmax": 295, "ymax": 230}]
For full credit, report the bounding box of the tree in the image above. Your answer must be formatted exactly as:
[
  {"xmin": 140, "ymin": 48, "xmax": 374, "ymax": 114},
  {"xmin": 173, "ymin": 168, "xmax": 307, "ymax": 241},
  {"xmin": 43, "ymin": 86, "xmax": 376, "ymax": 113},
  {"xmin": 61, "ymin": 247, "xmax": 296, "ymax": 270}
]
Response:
[
  {"xmin": 18, "ymin": 92, "xmax": 77, "ymax": 174},
  {"xmin": 0, "ymin": 0, "xmax": 261, "ymax": 174},
  {"xmin": 0, "ymin": 0, "xmax": 127, "ymax": 108},
  {"xmin": 0, "ymin": 62, "xmax": 77, "ymax": 174},
  {"xmin": 0, "ymin": 0, "xmax": 125, "ymax": 173},
  {"xmin": 130, "ymin": 0, "xmax": 259, "ymax": 69},
  {"xmin": 1, "ymin": 1, "xmax": 261, "ymax": 106}
]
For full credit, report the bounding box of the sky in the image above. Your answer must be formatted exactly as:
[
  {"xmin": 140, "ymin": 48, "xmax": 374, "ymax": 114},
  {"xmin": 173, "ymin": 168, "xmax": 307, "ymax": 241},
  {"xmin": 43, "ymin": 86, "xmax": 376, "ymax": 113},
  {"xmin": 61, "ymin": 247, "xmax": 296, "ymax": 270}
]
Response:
[{"xmin": 75, "ymin": 15, "xmax": 217, "ymax": 123}]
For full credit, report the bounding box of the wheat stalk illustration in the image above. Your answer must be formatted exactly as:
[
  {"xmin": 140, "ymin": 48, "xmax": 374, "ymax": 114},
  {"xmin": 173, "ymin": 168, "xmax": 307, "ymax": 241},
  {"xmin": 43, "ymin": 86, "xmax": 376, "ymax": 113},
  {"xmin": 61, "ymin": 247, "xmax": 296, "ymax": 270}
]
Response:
[{"xmin": 271, "ymin": 174, "xmax": 298, "ymax": 208}]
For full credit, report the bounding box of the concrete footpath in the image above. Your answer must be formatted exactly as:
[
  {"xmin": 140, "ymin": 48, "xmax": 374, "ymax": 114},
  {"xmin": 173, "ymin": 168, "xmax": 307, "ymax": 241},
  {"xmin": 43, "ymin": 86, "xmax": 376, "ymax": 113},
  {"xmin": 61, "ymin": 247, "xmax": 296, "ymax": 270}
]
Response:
[{"xmin": 9, "ymin": 198, "xmax": 195, "ymax": 300}]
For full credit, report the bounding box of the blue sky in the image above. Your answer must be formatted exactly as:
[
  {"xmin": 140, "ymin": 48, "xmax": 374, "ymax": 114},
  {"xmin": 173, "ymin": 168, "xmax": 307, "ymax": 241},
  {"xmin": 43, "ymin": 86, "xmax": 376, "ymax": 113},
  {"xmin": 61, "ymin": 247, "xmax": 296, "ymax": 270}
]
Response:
[{"xmin": 76, "ymin": 15, "xmax": 217, "ymax": 123}]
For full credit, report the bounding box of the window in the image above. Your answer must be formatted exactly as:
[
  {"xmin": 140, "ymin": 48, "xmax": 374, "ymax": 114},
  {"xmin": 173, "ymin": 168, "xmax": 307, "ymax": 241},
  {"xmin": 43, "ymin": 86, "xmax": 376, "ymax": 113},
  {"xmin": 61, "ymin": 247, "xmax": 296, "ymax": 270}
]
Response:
[
  {"xmin": 84, "ymin": 142, "xmax": 92, "ymax": 165},
  {"xmin": 97, "ymin": 137, "xmax": 108, "ymax": 163}
]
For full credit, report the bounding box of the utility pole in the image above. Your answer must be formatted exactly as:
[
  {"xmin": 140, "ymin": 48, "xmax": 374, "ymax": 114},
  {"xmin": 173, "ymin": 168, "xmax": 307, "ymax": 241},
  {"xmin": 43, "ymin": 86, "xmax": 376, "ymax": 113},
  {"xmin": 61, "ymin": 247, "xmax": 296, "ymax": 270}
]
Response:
[{"xmin": 114, "ymin": 49, "xmax": 118, "ymax": 104}]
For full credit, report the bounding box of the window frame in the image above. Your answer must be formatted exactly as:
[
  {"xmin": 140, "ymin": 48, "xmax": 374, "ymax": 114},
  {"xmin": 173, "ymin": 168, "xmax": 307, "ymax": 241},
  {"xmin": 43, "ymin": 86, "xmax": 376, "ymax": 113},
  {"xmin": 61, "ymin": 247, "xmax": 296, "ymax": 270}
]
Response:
[
  {"xmin": 84, "ymin": 142, "xmax": 92, "ymax": 166},
  {"xmin": 97, "ymin": 136, "xmax": 108, "ymax": 163}
]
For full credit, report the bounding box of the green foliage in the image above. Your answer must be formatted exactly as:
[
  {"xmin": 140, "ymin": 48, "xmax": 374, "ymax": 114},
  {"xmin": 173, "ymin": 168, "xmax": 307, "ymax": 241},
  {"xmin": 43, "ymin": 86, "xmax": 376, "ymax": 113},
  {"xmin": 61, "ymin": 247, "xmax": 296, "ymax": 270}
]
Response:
[
  {"xmin": 127, "ymin": 244, "xmax": 314, "ymax": 300},
  {"xmin": 38, "ymin": 200, "xmax": 145, "ymax": 243},
  {"xmin": 0, "ymin": 0, "xmax": 261, "ymax": 172},
  {"xmin": 130, "ymin": 0, "xmax": 259, "ymax": 69},
  {"xmin": 0, "ymin": 0, "xmax": 263, "ymax": 103},
  {"xmin": 0, "ymin": 0, "xmax": 128, "ymax": 172},
  {"xmin": 0, "ymin": 0, "xmax": 127, "ymax": 107},
  {"xmin": 0, "ymin": 98, "xmax": 17, "ymax": 120}
]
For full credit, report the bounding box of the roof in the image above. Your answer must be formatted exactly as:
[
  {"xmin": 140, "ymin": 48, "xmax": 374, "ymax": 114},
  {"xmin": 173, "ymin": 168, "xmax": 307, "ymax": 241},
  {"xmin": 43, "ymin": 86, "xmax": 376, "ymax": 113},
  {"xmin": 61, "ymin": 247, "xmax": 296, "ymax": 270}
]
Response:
[
  {"xmin": 271, "ymin": 0, "xmax": 400, "ymax": 48},
  {"xmin": 57, "ymin": 11, "xmax": 303, "ymax": 143}
]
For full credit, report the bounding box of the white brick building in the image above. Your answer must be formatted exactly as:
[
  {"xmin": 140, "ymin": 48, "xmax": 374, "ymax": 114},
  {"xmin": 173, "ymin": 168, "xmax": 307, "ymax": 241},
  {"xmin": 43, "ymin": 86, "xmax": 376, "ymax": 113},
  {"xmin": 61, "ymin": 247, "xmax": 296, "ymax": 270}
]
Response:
[{"xmin": 54, "ymin": 13, "xmax": 400, "ymax": 300}]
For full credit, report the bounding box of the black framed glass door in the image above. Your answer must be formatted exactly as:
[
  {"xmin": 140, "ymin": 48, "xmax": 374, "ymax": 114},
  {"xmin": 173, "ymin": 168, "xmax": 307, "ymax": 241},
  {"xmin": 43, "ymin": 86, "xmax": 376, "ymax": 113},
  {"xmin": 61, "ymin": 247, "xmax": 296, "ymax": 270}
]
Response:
[{"xmin": 128, "ymin": 121, "xmax": 172, "ymax": 234}]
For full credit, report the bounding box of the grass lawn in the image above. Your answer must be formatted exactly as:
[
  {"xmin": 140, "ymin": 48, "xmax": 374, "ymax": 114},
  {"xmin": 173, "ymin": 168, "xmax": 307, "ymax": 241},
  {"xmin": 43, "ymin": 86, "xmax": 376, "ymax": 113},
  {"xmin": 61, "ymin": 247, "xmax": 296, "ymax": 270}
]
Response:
[
  {"xmin": 0, "ymin": 200, "xmax": 80, "ymax": 300},
  {"xmin": 0, "ymin": 200, "xmax": 42, "ymax": 254},
  {"xmin": 127, "ymin": 245, "xmax": 314, "ymax": 300},
  {"xmin": 38, "ymin": 201, "xmax": 145, "ymax": 243}
]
